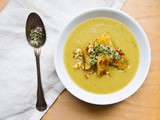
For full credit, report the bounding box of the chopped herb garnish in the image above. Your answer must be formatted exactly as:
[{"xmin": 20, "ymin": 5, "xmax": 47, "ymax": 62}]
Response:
[
  {"xmin": 30, "ymin": 27, "xmax": 44, "ymax": 47},
  {"xmin": 89, "ymin": 44, "xmax": 121, "ymax": 64},
  {"xmin": 90, "ymin": 58, "xmax": 97, "ymax": 65}
]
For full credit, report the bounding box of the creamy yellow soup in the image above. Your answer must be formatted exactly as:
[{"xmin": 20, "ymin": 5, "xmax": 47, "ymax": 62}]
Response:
[{"xmin": 64, "ymin": 17, "xmax": 139, "ymax": 94}]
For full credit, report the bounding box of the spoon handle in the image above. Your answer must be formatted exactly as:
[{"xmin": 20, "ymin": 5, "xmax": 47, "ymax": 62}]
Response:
[{"xmin": 34, "ymin": 49, "xmax": 47, "ymax": 111}]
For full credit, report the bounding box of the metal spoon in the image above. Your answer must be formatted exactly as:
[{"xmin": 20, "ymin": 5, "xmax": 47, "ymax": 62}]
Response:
[{"xmin": 26, "ymin": 12, "xmax": 47, "ymax": 111}]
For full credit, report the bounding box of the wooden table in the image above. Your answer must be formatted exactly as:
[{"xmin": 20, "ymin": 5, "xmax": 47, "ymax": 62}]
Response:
[{"xmin": 0, "ymin": 0, "xmax": 160, "ymax": 120}]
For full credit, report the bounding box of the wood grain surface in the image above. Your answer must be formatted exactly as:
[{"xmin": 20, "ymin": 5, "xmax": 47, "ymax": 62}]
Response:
[{"xmin": 0, "ymin": 0, "xmax": 160, "ymax": 120}]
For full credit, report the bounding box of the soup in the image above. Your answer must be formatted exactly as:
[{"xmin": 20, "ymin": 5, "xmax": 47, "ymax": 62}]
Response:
[{"xmin": 64, "ymin": 17, "xmax": 139, "ymax": 94}]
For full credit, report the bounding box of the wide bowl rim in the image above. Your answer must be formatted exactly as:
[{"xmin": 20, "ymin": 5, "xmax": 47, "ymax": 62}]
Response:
[{"xmin": 54, "ymin": 8, "xmax": 151, "ymax": 105}]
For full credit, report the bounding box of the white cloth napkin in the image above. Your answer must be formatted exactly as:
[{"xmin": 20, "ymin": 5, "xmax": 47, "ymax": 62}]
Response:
[{"xmin": 0, "ymin": 0, "xmax": 126, "ymax": 120}]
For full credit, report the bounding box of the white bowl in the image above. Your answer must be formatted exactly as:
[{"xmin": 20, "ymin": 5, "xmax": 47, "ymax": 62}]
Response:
[{"xmin": 54, "ymin": 8, "xmax": 151, "ymax": 105}]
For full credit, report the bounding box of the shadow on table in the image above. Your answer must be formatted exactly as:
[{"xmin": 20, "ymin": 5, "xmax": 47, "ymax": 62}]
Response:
[{"xmin": 66, "ymin": 91, "xmax": 124, "ymax": 115}]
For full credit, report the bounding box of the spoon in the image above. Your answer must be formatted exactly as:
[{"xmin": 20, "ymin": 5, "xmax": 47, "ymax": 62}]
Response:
[{"xmin": 26, "ymin": 12, "xmax": 47, "ymax": 111}]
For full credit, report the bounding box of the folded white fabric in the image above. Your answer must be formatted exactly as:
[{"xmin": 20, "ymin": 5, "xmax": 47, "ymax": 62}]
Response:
[{"xmin": 0, "ymin": 0, "xmax": 126, "ymax": 120}]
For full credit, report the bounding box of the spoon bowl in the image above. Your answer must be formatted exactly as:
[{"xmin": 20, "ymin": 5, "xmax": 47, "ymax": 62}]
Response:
[{"xmin": 26, "ymin": 12, "xmax": 46, "ymax": 48}]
